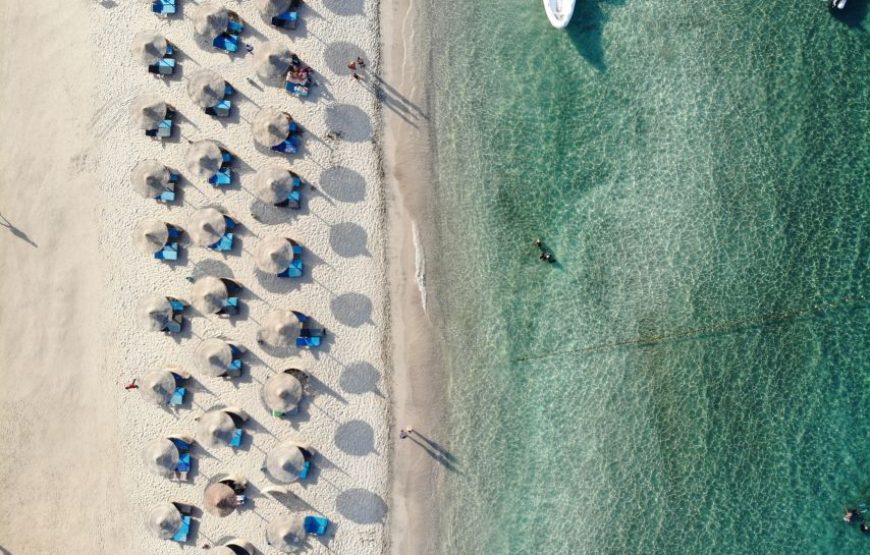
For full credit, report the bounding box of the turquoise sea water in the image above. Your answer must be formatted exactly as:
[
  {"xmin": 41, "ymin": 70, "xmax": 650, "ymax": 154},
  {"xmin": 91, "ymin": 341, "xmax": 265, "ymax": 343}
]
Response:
[{"xmin": 423, "ymin": 1, "xmax": 869, "ymax": 553}]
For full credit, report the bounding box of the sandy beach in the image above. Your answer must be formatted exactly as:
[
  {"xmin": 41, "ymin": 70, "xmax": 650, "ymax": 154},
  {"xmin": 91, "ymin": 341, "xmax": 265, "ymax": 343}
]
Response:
[{"xmin": 0, "ymin": 0, "xmax": 413, "ymax": 552}]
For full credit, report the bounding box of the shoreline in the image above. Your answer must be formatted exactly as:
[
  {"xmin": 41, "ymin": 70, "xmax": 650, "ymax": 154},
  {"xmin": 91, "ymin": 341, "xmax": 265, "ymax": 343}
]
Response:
[{"xmin": 381, "ymin": 0, "xmax": 450, "ymax": 554}]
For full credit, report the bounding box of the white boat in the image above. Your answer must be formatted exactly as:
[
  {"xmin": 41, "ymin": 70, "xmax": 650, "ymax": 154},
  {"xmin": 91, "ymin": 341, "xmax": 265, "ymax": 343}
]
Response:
[
  {"xmin": 832, "ymin": 0, "xmax": 847, "ymax": 9},
  {"xmin": 543, "ymin": 0, "xmax": 575, "ymax": 28}
]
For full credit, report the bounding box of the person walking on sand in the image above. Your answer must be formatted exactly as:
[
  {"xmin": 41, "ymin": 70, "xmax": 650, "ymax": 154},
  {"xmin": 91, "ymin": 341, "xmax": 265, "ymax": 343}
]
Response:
[
  {"xmin": 399, "ymin": 427, "xmax": 414, "ymax": 439},
  {"xmin": 124, "ymin": 379, "xmax": 139, "ymax": 390},
  {"xmin": 356, "ymin": 56, "xmax": 366, "ymax": 68}
]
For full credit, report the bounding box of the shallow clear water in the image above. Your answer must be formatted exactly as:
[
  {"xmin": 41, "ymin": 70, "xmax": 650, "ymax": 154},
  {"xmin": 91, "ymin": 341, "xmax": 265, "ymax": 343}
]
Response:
[{"xmin": 424, "ymin": 1, "xmax": 869, "ymax": 553}]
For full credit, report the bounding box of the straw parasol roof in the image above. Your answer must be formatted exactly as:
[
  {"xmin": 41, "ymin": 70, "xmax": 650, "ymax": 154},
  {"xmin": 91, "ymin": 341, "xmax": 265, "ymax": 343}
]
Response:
[
  {"xmin": 266, "ymin": 515, "xmax": 307, "ymax": 552},
  {"xmin": 203, "ymin": 482, "xmax": 238, "ymax": 517},
  {"xmin": 254, "ymin": 43, "xmax": 293, "ymax": 85},
  {"xmin": 265, "ymin": 442, "xmax": 307, "ymax": 483},
  {"xmin": 147, "ymin": 502, "xmax": 183, "ymax": 539},
  {"xmin": 217, "ymin": 539, "xmax": 254, "ymax": 555},
  {"xmin": 254, "ymin": 167, "xmax": 296, "ymax": 205},
  {"xmin": 131, "ymin": 94, "xmax": 167, "ymax": 130},
  {"xmin": 256, "ymin": 0, "xmax": 293, "ymax": 18},
  {"xmin": 131, "ymin": 30, "xmax": 168, "ymax": 65},
  {"xmin": 131, "ymin": 159, "xmax": 172, "ymax": 198},
  {"xmin": 193, "ymin": 2, "xmax": 230, "ymax": 40},
  {"xmin": 252, "ymin": 108, "xmax": 291, "ymax": 147},
  {"xmin": 187, "ymin": 207, "xmax": 227, "ymax": 247},
  {"xmin": 134, "ymin": 219, "xmax": 169, "ymax": 255},
  {"xmin": 195, "ymin": 337, "xmax": 233, "ymax": 377},
  {"xmin": 140, "ymin": 368, "xmax": 177, "ymax": 404},
  {"xmin": 262, "ymin": 372, "xmax": 303, "ymax": 413},
  {"xmin": 197, "ymin": 409, "xmax": 236, "ymax": 447},
  {"xmin": 139, "ymin": 294, "xmax": 173, "ymax": 331},
  {"xmin": 186, "ymin": 140, "xmax": 224, "ymax": 180},
  {"xmin": 188, "ymin": 70, "xmax": 226, "ymax": 108},
  {"xmin": 143, "ymin": 438, "xmax": 180, "ymax": 477},
  {"xmin": 255, "ymin": 237, "xmax": 294, "ymax": 273},
  {"xmin": 257, "ymin": 309, "xmax": 301, "ymax": 348},
  {"xmin": 190, "ymin": 276, "xmax": 229, "ymax": 314}
]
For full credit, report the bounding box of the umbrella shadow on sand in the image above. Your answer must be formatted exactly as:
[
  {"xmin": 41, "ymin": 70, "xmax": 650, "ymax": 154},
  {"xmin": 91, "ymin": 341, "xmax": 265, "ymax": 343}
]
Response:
[{"xmin": 0, "ymin": 213, "xmax": 37, "ymax": 247}]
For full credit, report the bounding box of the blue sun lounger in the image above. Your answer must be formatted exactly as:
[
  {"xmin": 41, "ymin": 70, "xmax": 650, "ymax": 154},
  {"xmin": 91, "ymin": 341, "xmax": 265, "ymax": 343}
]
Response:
[
  {"xmin": 213, "ymin": 33, "xmax": 239, "ymax": 53},
  {"xmin": 205, "ymin": 99, "xmax": 232, "ymax": 117},
  {"xmin": 303, "ymin": 516, "xmax": 329, "ymax": 536},
  {"xmin": 171, "ymin": 515, "xmax": 190, "ymax": 542},
  {"xmin": 152, "ymin": 0, "xmax": 176, "ymax": 15},
  {"xmin": 169, "ymin": 299, "xmax": 186, "ymax": 312},
  {"xmin": 169, "ymin": 386, "xmax": 186, "ymax": 406},
  {"xmin": 227, "ymin": 19, "xmax": 245, "ymax": 34},
  {"xmin": 271, "ymin": 135, "xmax": 299, "ymax": 154},
  {"xmin": 176, "ymin": 452, "xmax": 191, "ymax": 472},
  {"xmin": 208, "ymin": 167, "xmax": 232, "ymax": 186},
  {"xmin": 155, "ymin": 242, "xmax": 179, "ymax": 261},
  {"xmin": 220, "ymin": 297, "xmax": 239, "ymax": 315},
  {"xmin": 157, "ymin": 189, "xmax": 175, "ymax": 202},
  {"xmin": 229, "ymin": 428, "xmax": 243, "ymax": 447},
  {"xmin": 286, "ymin": 82, "xmax": 310, "ymax": 97},
  {"xmin": 210, "ymin": 233, "xmax": 233, "ymax": 251},
  {"xmin": 272, "ymin": 10, "xmax": 298, "ymax": 28},
  {"xmin": 298, "ymin": 460, "xmax": 311, "ymax": 480},
  {"xmin": 146, "ymin": 119, "xmax": 173, "ymax": 138},
  {"xmin": 169, "ymin": 437, "xmax": 190, "ymax": 451}
]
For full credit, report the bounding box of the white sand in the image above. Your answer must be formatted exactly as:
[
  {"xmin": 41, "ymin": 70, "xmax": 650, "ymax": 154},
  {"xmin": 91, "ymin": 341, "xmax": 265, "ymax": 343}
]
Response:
[
  {"xmin": 381, "ymin": 0, "xmax": 450, "ymax": 553},
  {"xmin": 2, "ymin": 0, "xmax": 392, "ymax": 553}
]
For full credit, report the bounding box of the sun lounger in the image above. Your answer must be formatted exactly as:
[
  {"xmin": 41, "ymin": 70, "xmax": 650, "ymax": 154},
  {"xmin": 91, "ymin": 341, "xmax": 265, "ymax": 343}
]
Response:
[
  {"xmin": 271, "ymin": 410, "xmax": 285, "ymax": 417},
  {"xmin": 167, "ymin": 226, "xmax": 181, "ymax": 239},
  {"xmin": 171, "ymin": 515, "xmax": 190, "ymax": 542},
  {"xmin": 286, "ymin": 82, "xmax": 310, "ymax": 97},
  {"xmin": 156, "ymin": 119, "xmax": 173, "ymax": 138},
  {"xmin": 272, "ymin": 10, "xmax": 298, "ymax": 29},
  {"xmin": 205, "ymin": 99, "xmax": 232, "ymax": 117},
  {"xmin": 221, "ymin": 151, "xmax": 233, "ymax": 166},
  {"xmin": 155, "ymin": 242, "xmax": 179, "ymax": 261},
  {"xmin": 169, "ymin": 299, "xmax": 186, "ymax": 312},
  {"xmin": 157, "ymin": 57, "xmax": 176, "ymax": 75},
  {"xmin": 277, "ymin": 265, "xmax": 302, "ymax": 278},
  {"xmin": 229, "ymin": 428, "xmax": 243, "ymax": 447},
  {"xmin": 224, "ymin": 83, "xmax": 234, "ymax": 96},
  {"xmin": 152, "ymin": 0, "xmax": 176, "ymax": 15},
  {"xmin": 165, "ymin": 320, "xmax": 182, "ymax": 334},
  {"xmin": 168, "ymin": 173, "xmax": 180, "ymax": 183},
  {"xmin": 229, "ymin": 357, "xmax": 242, "ymax": 371},
  {"xmin": 213, "ymin": 33, "xmax": 239, "ymax": 53},
  {"xmin": 169, "ymin": 386, "xmax": 186, "ymax": 406},
  {"xmin": 219, "ymin": 297, "xmax": 239, "ymax": 316},
  {"xmin": 211, "ymin": 232, "xmax": 234, "ymax": 252},
  {"xmin": 156, "ymin": 190, "xmax": 175, "ymax": 202},
  {"xmin": 208, "ymin": 168, "xmax": 232, "ymax": 186},
  {"xmin": 271, "ymin": 136, "xmax": 299, "ymax": 154},
  {"xmin": 298, "ymin": 460, "xmax": 310, "ymax": 480},
  {"xmin": 169, "ymin": 437, "xmax": 190, "ymax": 451},
  {"xmin": 303, "ymin": 516, "xmax": 329, "ymax": 536},
  {"xmin": 296, "ymin": 336, "xmax": 321, "ymax": 348},
  {"xmin": 227, "ymin": 19, "xmax": 245, "ymax": 34}
]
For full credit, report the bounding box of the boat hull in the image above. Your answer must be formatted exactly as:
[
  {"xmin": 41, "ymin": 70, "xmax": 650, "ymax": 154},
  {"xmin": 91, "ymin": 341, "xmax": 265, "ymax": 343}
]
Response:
[{"xmin": 543, "ymin": 0, "xmax": 575, "ymax": 28}]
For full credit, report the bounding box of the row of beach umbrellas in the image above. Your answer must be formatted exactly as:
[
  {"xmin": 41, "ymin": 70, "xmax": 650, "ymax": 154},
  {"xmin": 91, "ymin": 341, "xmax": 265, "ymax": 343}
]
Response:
[{"xmin": 134, "ymin": 3, "xmax": 319, "ymax": 549}]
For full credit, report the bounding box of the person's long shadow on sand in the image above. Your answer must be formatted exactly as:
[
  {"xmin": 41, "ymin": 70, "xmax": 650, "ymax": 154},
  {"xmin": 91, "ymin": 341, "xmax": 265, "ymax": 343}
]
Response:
[
  {"xmin": 566, "ymin": 0, "xmax": 627, "ymax": 72},
  {"xmin": 0, "ymin": 213, "xmax": 37, "ymax": 247},
  {"xmin": 407, "ymin": 430, "xmax": 461, "ymax": 473}
]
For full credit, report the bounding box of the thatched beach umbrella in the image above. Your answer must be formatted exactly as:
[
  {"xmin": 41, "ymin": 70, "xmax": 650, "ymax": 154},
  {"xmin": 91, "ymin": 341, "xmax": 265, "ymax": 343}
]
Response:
[
  {"xmin": 195, "ymin": 337, "xmax": 234, "ymax": 377},
  {"xmin": 140, "ymin": 368, "xmax": 177, "ymax": 404},
  {"xmin": 186, "ymin": 140, "xmax": 224, "ymax": 180},
  {"xmin": 262, "ymin": 372, "xmax": 303, "ymax": 413},
  {"xmin": 255, "ymin": 237, "xmax": 294, "ymax": 273},
  {"xmin": 252, "ymin": 108, "xmax": 291, "ymax": 147},
  {"xmin": 188, "ymin": 70, "xmax": 226, "ymax": 108},
  {"xmin": 131, "ymin": 30, "xmax": 168, "ymax": 65},
  {"xmin": 143, "ymin": 438, "xmax": 180, "ymax": 477},
  {"xmin": 196, "ymin": 408, "xmax": 236, "ymax": 447},
  {"xmin": 254, "ymin": 43, "xmax": 293, "ymax": 85},
  {"xmin": 131, "ymin": 159, "xmax": 172, "ymax": 198},
  {"xmin": 147, "ymin": 502, "xmax": 183, "ymax": 539},
  {"xmin": 265, "ymin": 442, "xmax": 308, "ymax": 483},
  {"xmin": 190, "ymin": 276, "xmax": 229, "ymax": 314},
  {"xmin": 193, "ymin": 2, "xmax": 230, "ymax": 40},
  {"xmin": 131, "ymin": 94, "xmax": 167, "ymax": 130},
  {"xmin": 266, "ymin": 515, "xmax": 306, "ymax": 552},
  {"xmin": 254, "ymin": 167, "xmax": 296, "ymax": 205},
  {"xmin": 187, "ymin": 207, "xmax": 227, "ymax": 247},
  {"xmin": 215, "ymin": 539, "xmax": 255, "ymax": 555},
  {"xmin": 134, "ymin": 219, "xmax": 169, "ymax": 255},
  {"xmin": 256, "ymin": 0, "xmax": 292, "ymax": 18},
  {"xmin": 139, "ymin": 294, "xmax": 173, "ymax": 331},
  {"xmin": 257, "ymin": 309, "xmax": 301, "ymax": 348},
  {"xmin": 203, "ymin": 482, "xmax": 238, "ymax": 517}
]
